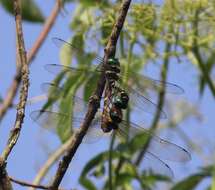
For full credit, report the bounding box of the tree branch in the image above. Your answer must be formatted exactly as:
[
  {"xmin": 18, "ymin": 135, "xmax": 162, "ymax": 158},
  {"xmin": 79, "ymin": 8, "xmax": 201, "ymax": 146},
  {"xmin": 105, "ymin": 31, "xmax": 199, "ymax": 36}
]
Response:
[
  {"xmin": 9, "ymin": 177, "xmax": 55, "ymax": 190},
  {"xmin": 0, "ymin": 0, "xmax": 62, "ymax": 122},
  {"xmin": 1, "ymin": 0, "xmax": 29, "ymax": 161},
  {"xmin": 27, "ymin": 0, "xmax": 62, "ymax": 62},
  {"xmin": 49, "ymin": 1, "xmax": 132, "ymax": 189},
  {"xmin": 0, "ymin": 158, "xmax": 12, "ymax": 190}
]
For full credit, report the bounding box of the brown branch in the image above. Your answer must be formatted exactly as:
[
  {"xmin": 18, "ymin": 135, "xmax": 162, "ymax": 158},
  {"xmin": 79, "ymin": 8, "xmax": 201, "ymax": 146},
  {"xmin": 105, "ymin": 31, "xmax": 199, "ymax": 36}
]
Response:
[
  {"xmin": 0, "ymin": 158, "xmax": 12, "ymax": 190},
  {"xmin": 49, "ymin": 1, "xmax": 132, "ymax": 189},
  {"xmin": 27, "ymin": 0, "xmax": 62, "ymax": 62},
  {"xmin": 1, "ymin": 0, "xmax": 29, "ymax": 161},
  {"xmin": 0, "ymin": 0, "xmax": 62, "ymax": 122}
]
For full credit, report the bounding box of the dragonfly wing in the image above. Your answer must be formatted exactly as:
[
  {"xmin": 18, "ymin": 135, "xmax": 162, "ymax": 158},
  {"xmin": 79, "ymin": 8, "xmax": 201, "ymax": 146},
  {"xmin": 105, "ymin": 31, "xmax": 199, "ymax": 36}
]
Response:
[
  {"xmin": 30, "ymin": 110, "xmax": 69, "ymax": 133},
  {"xmin": 85, "ymin": 115, "xmax": 105, "ymax": 143},
  {"xmin": 147, "ymin": 135, "xmax": 191, "ymax": 162},
  {"xmin": 138, "ymin": 152, "xmax": 173, "ymax": 177},
  {"xmin": 51, "ymin": 38, "xmax": 183, "ymax": 95},
  {"xmin": 128, "ymin": 88, "xmax": 167, "ymax": 118},
  {"xmin": 44, "ymin": 64, "xmax": 99, "ymax": 76},
  {"xmin": 52, "ymin": 37, "xmax": 104, "ymax": 65},
  {"xmin": 41, "ymin": 82, "xmax": 63, "ymax": 100},
  {"xmin": 119, "ymin": 121, "xmax": 191, "ymax": 162},
  {"xmin": 41, "ymin": 83, "xmax": 89, "ymax": 114},
  {"xmin": 114, "ymin": 127, "xmax": 173, "ymax": 177},
  {"xmin": 72, "ymin": 116, "xmax": 104, "ymax": 143},
  {"xmin": 30, "ymin": 110, "xmax": 104, "ymax": 143},
  {"xmin": 131, "ymin": 72, "xmax": 184, "ymax": 94}
]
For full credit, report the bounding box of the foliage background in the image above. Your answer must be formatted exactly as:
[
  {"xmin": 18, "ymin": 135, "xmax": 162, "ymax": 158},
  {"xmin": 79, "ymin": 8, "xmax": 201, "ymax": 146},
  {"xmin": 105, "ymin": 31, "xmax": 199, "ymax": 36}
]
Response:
[{"xmin": 0, "ymin": 0, "xmax": 215, "ymax": 189}]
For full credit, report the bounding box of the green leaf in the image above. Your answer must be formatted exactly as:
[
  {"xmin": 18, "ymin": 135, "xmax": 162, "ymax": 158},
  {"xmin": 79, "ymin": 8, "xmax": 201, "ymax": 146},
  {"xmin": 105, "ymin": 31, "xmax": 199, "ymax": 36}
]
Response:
[
  {"xmin": 57, "ymin": 73, "xmax": 85, "ymax": 142},
  {"xmin": 79, "ymin": 177, "xmax": 97, "ymax": 190},
  {"xmin": 115, "ymin": 173, "xmax": 134, "ymax": 186},
  {"xmin": 171, "ymin": 174, "xmax": 209, "ymax": 190},
  {"xmin": 58, "ymin": 35, "xmax": 84, "ymax": 67},
  {"xmin": 41, "ymin": 73, "xmax": 66, "ymax": 111},
  {"xmin": 59, "ymin": 39, "xmax": 73, "ymax": 67},
  {"xmin": 79, "ymin": 0, "xmax": 99, "ymax": 7},
  {"xmin": 116, "ymin": 132, "xmax": 150, "ymax": 155},
  {"xmin": 84, "ymin": 73, "xmax": 100, "ymax": 101},
  {"xmin": 80, "ymin": 151, "xmax": 120, "ymax": 178},
  {"xmin": 0, "ymin": 0, "xmax": 44, "ymax": 23},
  {"xmin": 79, "ymin": 0, "xmax": 109, "ymax": 8},
  {"xmin": 79, "ymin": 152, "xmax": 112, "ymax": 190},
  {"xmin": 90, "ymin": 164, "xmax": 106, "ymax": 178}
]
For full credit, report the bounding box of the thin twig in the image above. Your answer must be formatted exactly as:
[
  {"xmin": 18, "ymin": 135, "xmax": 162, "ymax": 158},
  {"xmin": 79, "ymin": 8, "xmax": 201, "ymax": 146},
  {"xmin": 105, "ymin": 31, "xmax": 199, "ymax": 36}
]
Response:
[
  {"xmin": 49, "ymin": 1, "xmax": 132, "ymax": 189},
  {"xmin": 1, "ymin": 0, "xmax": 29, "ymax": 161},
  {"xmin": 0, "ymin": 0, "xmax": 62, "ymax": 122},
  {"xmin": 9, "ymin": 177, "xmax": 54, "ymax": 190},
  {"xmin": 27, "ymin": 0, "xmax": 62, "ymax": 62},
  {"xmin": 29, "ymin": 137, "xmax": 74, "ymax": 190}
]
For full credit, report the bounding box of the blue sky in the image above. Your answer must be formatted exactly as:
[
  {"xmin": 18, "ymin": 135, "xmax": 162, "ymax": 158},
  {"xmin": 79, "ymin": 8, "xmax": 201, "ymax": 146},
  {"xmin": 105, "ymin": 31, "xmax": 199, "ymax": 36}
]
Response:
[{"xmin": 0, "ymin": 1, "xmax": 214, "ymax": 190}]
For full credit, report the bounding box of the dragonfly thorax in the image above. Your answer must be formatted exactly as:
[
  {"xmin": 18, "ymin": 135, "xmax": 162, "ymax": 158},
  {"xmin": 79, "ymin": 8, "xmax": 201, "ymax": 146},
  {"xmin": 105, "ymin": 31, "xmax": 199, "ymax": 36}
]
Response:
[
  {"xmin": 105, "ymin": 58, "xmax": 120, "ymax": 83},
  {"xmin": 107, "ymin": 58, "xmax": 120, "ymax": 66}
]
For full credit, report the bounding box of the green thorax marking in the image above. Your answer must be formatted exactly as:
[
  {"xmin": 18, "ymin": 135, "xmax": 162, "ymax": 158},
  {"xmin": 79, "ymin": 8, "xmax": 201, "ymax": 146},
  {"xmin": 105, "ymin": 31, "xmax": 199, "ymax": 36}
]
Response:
[{"xmin": 107, "ymin": 58, "xmax": 120, "ymax": 66}]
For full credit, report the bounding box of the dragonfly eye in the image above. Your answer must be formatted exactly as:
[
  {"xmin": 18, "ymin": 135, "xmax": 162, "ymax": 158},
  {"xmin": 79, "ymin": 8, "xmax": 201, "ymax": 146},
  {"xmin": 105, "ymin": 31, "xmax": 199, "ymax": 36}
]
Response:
[
  {"xmin": 107, "ymin": 58, "xmax": 120, "ymax": 66},
  {"xmin": 109, "ymin": 106, "xmax": 122, "ymax": 123}
]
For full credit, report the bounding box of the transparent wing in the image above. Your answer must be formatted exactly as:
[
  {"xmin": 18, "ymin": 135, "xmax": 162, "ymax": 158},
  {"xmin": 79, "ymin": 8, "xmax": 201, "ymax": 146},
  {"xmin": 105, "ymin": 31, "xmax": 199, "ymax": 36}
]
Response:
[
  {"xmin": 128, "ymin": 87, "xmax": 167, "ymax": 118},
  {"xmin": 137, "ymin": 152, "xmax": 173, "ymax": 177},
  {"xmin": 52, "ymin": 37, "xmax": 104, "ymax": 65},
  {"xmin": 41, "ymin": 83, "xmax": 89, "ymax": 116},
  {"xmin": 126, "ymin": 72, "xmax": 184, "ymax": 94},
  {"xmin": 30, "ymin": 110, "xmax": 104, "ymax": 143},
  {"xmin": 113, "ymin": 130, "xmax": 173, "ymax": 177},
  {"xmin": 118, "ymin": 121, "xmax": 191, "ymax": 162},
  {"xmin": 30, "ymin": 110, "xmax": 68, "ymax": 133},
  {"xmin": 44, "ymin": 64, "xmax": 100, "ymax": 76},
  {"xmin": 52, "ymin": 38, "xmax": 183, "ymax": 94}
]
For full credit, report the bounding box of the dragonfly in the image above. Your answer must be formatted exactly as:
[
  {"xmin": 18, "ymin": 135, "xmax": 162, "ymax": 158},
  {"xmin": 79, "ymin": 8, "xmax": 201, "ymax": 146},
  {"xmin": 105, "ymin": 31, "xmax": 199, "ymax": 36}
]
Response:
[
  {"xmin": 30, "ymin": 83, "xmax": 191, "ymax": 177},
  {"xmin": 45, "ymin": 37, "xmax": 184, "ymax": 119}
]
